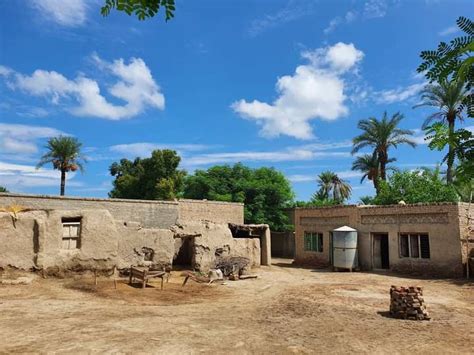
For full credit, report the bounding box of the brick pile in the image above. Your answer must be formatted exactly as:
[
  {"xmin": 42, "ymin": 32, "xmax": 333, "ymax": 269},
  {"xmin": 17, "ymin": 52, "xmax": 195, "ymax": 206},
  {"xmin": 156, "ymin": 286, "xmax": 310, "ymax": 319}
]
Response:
[{"xmin": 390, "ymin": 286, "xmax": 431, "ymax": 320}]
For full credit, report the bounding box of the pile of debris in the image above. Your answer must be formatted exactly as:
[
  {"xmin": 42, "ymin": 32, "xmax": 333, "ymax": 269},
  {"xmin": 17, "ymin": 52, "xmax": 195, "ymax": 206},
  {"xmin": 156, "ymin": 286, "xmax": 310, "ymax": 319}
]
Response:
[
  {"xmin": 389, "ymin": 285, "xmax": 431, "ymax": 320},
  {"xmin": 181, "ymin": 256, "xmax": 257, "ymax": 286},
  {"xmin": 215, "ymin": 256, "xmax": 250, "ymax": 278}
]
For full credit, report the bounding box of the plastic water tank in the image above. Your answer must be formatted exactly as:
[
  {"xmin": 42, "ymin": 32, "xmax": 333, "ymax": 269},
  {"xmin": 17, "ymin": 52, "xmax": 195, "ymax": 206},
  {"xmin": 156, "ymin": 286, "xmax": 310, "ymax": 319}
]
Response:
[{"xmin": 332, "ymin": 226, "xmax": 358, "ymax": 270}]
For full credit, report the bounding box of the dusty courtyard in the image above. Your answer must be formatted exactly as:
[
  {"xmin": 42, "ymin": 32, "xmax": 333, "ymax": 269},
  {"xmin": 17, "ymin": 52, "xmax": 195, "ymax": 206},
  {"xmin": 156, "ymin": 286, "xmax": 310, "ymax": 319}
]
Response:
[{"xmin": 1, "ymin": 259, "xmax": 473, "ymax": 354}]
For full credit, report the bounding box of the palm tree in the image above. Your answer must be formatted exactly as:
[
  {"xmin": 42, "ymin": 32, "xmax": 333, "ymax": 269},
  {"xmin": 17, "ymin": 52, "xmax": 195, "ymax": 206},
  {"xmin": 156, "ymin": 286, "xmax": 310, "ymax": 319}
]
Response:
[
  {"xmin": 0, "ymin": 186, "xmax": 7, "ymax": 193},
  {"xmin": 351, "ymin": 153, "xmax": 396, "ymax": 193},
  {"xmin": 37, "ymin": 136, "xmax": 86, "ymax": 196},
  {"xmin": 414, "ymin": 79, "xmax": 468, "ymax": 183},
  {"xmin": 352, "ymin": 112, "xmax": 416, "ymax": 181},
  {"xmin": 316, "ymin": 171, "xmax": 352, "ymax": 203}
]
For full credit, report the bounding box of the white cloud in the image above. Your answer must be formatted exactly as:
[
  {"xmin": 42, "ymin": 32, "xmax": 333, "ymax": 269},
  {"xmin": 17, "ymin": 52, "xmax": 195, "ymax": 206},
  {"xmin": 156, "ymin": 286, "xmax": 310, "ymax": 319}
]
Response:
[
  {"xmin": 287, "ymin": 174, "xmax": 314, "ymax": 182},
  {"xmin": 110, "ymin": 143, "xmax": 211, "ymax": 157},
  {"xmin": 324, "ymin": 43, "xmax": 365, "ymax": 72},
  {"xmin": 300, "ymin": 140, "xmax": 353, "ymax": 150},
  {"xmin": 288, "ymin": 170, "xmax": 362, "ymax": 183},
  {"xmin": 0, "ymin": 123, "xmax": 66, "ymax": 157},
  {"xmin": 375, "ymin": 82, "xmax": 425, "ymax": 104},
  {"xmin": 438, "ymin": 25, "xmax": 459, "ymax": 36},
  {"xmin": 232, "ymin": 42, "xmax": 364, "ymax": 139},
  {"xmin": 411, "ymin": 129, "xmax": 428, "ymax": 145},
  {"xmin": 31, "ymin": 0, "xmax": 89, "ymax": 27},
  {"xmin": 323, "ymin": 1, "xmax": 393, "ymax": 34},
  {"xmin": 0, "ymin": 161, "xmax": 80, "ymax": 190},
  {"xmin": 1, "ymin": 55, "xmax": 164, "ymax": 120},
  {"xmin": 182, "ymin": 150, "xmax": 350, "ymax": 168},
  {"xmin": 324, "ymin": 11, "xmax": 358, "ymax": 34},
  {"xmin": 0, "ymin": 65, "xmax": 12, "ymax": 76},
  {"xmin": 363, "ymin": 0, "xmax": 388, "ymax": 19},
  {"xmin": 337, "ymin": 170, "xmax": 364, "ymax": 179},
  {"xmin": 107, "ymin": 139, "xmax": 351, "ymax": 168},
  {"xmin": 248, "ymin": 1, "xmax": 314, "ymax": 37}
]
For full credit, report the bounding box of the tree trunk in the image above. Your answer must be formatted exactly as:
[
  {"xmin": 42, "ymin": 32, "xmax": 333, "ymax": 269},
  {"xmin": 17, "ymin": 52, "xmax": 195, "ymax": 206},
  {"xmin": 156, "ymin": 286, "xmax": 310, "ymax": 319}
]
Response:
[
  {"xmin": 60, "ymin": 170, "xmax": 66, "ymax": 196},
  {"xmin": 446, "ymin": 117, "xmax": 455, "ymax": 184},
  {"xmin": 373, "ymin": 177, "xmax": 379, "ymax": 195},
  {"xmin": 379, "ymin": 150, "xmax": 387, "ymax": 181}
]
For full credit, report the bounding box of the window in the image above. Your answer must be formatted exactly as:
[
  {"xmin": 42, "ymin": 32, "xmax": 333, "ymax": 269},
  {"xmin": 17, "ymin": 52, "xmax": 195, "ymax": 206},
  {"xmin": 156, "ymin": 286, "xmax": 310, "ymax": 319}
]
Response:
[
  {"xmin": 62, "ymin": 217, "xmax": 81, "ymax": 250},
  {"xmin": 304, "ymin": 232, "xmax": 323, "ymax": 252},
  {"xmin": 399, "ymin": 234, "xmax": 430, "ymax": 259}
]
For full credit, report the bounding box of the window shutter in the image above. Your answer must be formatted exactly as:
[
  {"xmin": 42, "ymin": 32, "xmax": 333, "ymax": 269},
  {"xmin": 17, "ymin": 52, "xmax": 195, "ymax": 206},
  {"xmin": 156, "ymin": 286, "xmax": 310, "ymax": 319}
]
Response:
[
  {"xmin": 400, "ymin": 235, "xmax": 409, "ymax": 257},
  {"xmin": 410, "ymin": 235, "xmax": 420, "ymax": 258}
]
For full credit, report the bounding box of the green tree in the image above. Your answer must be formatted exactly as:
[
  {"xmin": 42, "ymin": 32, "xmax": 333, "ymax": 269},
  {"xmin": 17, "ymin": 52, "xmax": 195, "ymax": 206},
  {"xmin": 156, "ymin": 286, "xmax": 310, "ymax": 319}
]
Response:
[
  {"xmin": 0, "ymin": 186, "xmax": 8, "ymax": 193},
  {"xmin": 359, "ymin": 195, "xmax": 376, "ymax": 205},
  {"xmin": 352, "ymin": 112, "xmax": 416, "ymax": 181},
  {"xmin": 414, "ymin": 79, "xmax": 468, "ymax": 183},
  {"xmin": 183, "ymin": 163, "xmax": 294, "ymax": 231},
  {"xmin": 418, "ymin": 16, "xmax": 473, "ymax": 117},
  {"xmin": 101, "ymin": 0, "xmax": 175, "ymax": 21},
  {"xmin": 37, "ymin": 136, "xmax": 86, "ymax": 196},
  {"xmin": 351, "ymin": 153, "xmax": 396, "ymax": 193},
  {"xmin": 425, "ymin": 122, "xmax": 474, "ymax": 191},
  {"xmin": 373, "ymin": 169, "xmax": 458, "ymax": 205},
  {"xmin": 314, "ymin": 171, "xmax": 352, "ymax": 203},
  {"xmin": 109, "ymin": 149, "xmax": 186, "ymax": 200}
]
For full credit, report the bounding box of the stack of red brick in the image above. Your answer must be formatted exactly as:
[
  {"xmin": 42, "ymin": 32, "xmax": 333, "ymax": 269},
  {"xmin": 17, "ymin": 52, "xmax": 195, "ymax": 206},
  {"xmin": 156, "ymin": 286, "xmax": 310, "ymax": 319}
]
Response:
[{"xmin": 390, "ymin": 286, "xmax": 431, "ymax": 320}]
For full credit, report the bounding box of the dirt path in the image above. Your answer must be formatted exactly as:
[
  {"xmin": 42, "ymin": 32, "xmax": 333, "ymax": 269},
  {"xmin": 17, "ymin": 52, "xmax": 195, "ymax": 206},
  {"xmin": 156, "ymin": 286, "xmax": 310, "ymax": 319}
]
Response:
[{"xmin": 1, "ymin": 259, "xmax": 473, "ymax": 354}]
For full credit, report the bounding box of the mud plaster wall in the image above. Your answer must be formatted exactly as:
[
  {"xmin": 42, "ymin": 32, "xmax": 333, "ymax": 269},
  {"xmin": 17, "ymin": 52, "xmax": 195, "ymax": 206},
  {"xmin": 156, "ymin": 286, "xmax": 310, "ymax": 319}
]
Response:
[
  {"xmin": 178, "ymin": 199, "xmax": 244, "ymax": 224},
  {"xmin": 294, "ymin": 206, "xmax": 354, "ymax": 267},
  {"xmin": 0, "ymin": 193, "xmax": 178, "ymax": 228},
  {"xmin": 0, "ymin": 210, "xmax": 45, "ymax": 269},
  {"xmin": 0, "ymin": 210, "xmax": 260, "ymax": 273},
  {"xmin": 458, "ymin": 202, "xmax": 474, "ymax": 263},
  {"xmin": 0, "ymin": 209, "xmax": 119, "ymax": 272},
  {"xmin": 294, "ymin": 203, "xmax": 466, "ymax": 277},
  {"xmin": 172, "ymin": 221, "xmax": 260, "ymax": 271},
  {"xmin": 115, "ymin": 222, "xmax": 175, "ymax": 269},
  {"xmin": 0, "ymin": 193, "xmax": 245, "ymax": 227}
]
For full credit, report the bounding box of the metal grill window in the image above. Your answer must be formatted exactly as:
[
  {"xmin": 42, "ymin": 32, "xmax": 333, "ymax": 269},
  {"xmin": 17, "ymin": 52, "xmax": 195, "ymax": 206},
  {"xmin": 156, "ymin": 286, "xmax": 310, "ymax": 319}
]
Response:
[
  {"xmin": 419, "ymin": 235, "xmax": 430, "ymax": 259},
  {"xmin": 399, "ymin": 234, "xmax": 429, "ymax": 259},
  {"xmin": 304, "ymin": 232, "xmax": 323, "ymax": 252}
]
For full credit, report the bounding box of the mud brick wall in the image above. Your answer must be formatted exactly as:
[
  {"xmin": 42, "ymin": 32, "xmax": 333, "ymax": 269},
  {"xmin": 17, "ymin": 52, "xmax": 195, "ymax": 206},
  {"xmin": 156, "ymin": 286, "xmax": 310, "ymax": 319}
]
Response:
[
  {"xmin": 178, "ymin": 199, "xmax": 244, "ymax": 225},
  {"xmin": 458, "ymin": 202, "xmax": 474, "ymax": 265},
  {"xmin": 0, "ymin": 193, "xmax": 245, "ymax": 228},
  {"xmin": 293, "ymin": 203, "xmax": 466, "ymax": 277},
  {"xmin": 358, "ymin": 203, "xmax": 463, "ymax": 276},
  {"xmin": 294, "ymin": 205, "xmax": 356, "ymax": 266},
  {"xmin": 0, "ymin": 193, "xmax": 179, "ymax": 228}
]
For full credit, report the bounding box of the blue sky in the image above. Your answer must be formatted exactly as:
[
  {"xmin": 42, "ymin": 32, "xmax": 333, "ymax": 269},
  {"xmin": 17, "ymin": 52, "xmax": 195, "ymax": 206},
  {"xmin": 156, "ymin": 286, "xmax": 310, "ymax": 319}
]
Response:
[{"xmin": 0, "ymin": 0, "xmax": 472, "ymax": 202}]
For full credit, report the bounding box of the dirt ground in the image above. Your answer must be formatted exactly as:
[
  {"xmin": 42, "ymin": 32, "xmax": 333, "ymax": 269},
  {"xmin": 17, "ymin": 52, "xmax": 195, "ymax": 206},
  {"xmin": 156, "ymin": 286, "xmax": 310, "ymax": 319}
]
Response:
[{"xmin": 1, "ymin": 259, "xmax": 473, "ymax": 354}]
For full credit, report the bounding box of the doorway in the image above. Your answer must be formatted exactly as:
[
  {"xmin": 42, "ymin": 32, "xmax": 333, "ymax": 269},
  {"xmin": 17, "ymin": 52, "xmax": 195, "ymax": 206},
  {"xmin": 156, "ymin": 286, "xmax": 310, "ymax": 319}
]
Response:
[
  {"xmin": 373, "ymin": 233, "xmax": 389, "ymax": 269},
  {"xmin": 173, "ymin": 237, "xmax": 195, "ymax": 268}
]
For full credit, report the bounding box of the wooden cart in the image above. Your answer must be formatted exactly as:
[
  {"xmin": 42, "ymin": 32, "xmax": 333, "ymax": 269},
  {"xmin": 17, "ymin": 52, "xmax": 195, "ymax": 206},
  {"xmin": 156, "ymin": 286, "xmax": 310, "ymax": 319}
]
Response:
[{"xmin": 129, "ymin": 266, "xmax": 167, "ymax": 290}]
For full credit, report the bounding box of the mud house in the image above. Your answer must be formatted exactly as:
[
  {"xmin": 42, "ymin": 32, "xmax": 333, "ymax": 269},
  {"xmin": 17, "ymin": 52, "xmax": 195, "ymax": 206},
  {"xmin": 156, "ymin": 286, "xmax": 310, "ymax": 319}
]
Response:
[
  {"xmin": 0, "ymin": 193, "xmax": 271, "ymax": 274},
  {"xmin": 293, "ymin": 203, "xmax": 473, "ymax": 277}
]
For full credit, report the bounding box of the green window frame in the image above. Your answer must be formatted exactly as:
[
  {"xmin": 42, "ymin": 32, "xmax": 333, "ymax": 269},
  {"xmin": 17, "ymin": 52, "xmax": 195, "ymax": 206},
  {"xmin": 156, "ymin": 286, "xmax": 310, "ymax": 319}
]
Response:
[{"xmin": 304, "ymin": 232, "xmax": 323, "ymax": 252}]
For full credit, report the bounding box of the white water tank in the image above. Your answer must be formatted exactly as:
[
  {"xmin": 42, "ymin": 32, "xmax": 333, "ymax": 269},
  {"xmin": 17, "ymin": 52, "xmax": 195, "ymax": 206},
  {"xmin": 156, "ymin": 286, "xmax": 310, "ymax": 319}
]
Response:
[{"xmin": 332, "ymin": 226, "xmax": 358, "ymax": 270}]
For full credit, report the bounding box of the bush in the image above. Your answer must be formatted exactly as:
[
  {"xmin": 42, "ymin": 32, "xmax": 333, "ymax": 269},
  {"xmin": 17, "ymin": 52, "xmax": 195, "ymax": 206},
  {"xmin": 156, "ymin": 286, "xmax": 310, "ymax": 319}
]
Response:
[{"xmin": 373, "ymin": 170, "xmax": 458, "ymax": 205}]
